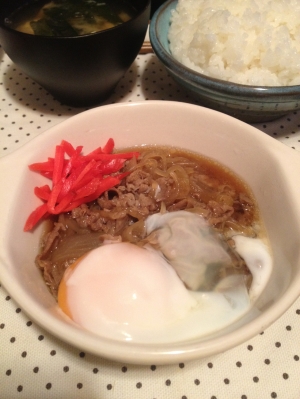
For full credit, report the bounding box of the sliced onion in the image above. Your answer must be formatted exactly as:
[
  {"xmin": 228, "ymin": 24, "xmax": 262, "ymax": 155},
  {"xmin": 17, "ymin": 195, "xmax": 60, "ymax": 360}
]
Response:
[
  {"xmin": 59, "ymin": 215, "xmax": 90, "ymax": 235},
  {"xmin": 221, "ymin": 220, "xmax": 257, "ymax": 238},
  {"xmin": 168, "ymin": 164, "xmax": 190, "ymax": 199},
  {"xmin": 51, "ymin": 232, "xmax": 102, "ymax": 264},
  {"xmin": 185, "ymin": 206, "xmax": 211, "ymax": 219},
  {"xmin": 121, "ymin": 220, "xmax": 145, "ymax": 243}
]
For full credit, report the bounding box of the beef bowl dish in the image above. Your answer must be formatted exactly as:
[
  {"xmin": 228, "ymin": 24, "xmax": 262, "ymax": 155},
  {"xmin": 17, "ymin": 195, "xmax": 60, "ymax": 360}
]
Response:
[
  {"xmin": 0, "ymin": 0, "xmax": 150, "ymax": 106},
  {"xmin": 1, "ymin": 101, "xmax": 300, "ymax": 364}
]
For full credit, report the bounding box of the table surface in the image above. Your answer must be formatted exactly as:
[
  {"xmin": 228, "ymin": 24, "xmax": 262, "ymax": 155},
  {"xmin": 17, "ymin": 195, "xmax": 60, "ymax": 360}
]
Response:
[{"xmin": 1, "ymin": 44, "xmax": 300, "ymax": 399}]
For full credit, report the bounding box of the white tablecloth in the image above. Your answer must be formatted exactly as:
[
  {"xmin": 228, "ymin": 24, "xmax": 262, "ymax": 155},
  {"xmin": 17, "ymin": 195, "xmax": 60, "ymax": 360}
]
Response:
[{"xmin": 0, "ymin": 47, "xmax": 300, "ymax": 399}]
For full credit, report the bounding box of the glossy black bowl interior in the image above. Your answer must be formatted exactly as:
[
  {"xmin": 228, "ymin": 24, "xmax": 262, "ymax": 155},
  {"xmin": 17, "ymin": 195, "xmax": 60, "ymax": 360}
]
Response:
[{"xmin": 0, "ymin": 0, "xmax": 150, "ymax": 106}]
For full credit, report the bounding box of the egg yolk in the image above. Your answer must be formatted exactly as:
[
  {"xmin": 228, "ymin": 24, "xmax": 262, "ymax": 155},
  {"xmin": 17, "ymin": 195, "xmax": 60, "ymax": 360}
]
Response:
[{"xmin": 58, "ymin": 254, "xmax": 87, "ymax": 319}]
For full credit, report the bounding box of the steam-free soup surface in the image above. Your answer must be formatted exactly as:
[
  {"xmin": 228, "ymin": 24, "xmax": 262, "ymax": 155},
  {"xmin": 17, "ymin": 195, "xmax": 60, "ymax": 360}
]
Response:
[{"xmin": 5, "ymin": 0, "xmax": 137, "ymax": 37}]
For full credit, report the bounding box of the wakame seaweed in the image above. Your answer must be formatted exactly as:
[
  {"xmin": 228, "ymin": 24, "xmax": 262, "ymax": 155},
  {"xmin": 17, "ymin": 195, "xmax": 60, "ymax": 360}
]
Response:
[
  {"xmin": 31, "ymin": 13, "xmax": 79, "ymax": 36},
  {"xmin": 7, "ymin": 0, "xmax": 137, "ymax": 37},
  {"xmin": 48, "ymin": 0, "xmax": 125, "ymax": 24}
]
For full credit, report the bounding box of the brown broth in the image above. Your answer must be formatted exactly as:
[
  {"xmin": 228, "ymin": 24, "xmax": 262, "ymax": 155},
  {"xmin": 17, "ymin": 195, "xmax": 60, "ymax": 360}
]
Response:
[
  {"xmin": 36, "ymin": 145, "xmax": 264, "ymax": 298},
  {"xmin": 122, "ymin": 145, "xmax": 260, "ymax": 225}
]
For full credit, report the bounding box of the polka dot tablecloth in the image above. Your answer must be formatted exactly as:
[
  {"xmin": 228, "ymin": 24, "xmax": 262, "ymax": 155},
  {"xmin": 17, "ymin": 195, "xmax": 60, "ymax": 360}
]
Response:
[{"xmin": 1, "ymin": 45, "xmax": 300, "ymax": 399}]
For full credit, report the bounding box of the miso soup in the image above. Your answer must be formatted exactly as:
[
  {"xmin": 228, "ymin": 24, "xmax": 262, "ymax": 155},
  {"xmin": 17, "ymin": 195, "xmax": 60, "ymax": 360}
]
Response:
[{"xmin": 5, "ymin": 0, "xmax": 138, "ymax": 37}]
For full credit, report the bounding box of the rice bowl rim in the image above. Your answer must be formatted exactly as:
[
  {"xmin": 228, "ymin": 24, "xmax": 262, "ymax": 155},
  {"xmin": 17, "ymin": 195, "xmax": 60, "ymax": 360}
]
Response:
[{"xmin": 150, "ymin": 0, "xmax": 300, "ymax": 99}]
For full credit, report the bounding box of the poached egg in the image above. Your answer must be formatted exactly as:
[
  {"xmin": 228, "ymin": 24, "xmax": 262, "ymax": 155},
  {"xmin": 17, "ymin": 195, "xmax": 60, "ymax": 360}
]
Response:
[{"xmin": 58, "ymin": 212, "xmax": 272, "ymax": 343}]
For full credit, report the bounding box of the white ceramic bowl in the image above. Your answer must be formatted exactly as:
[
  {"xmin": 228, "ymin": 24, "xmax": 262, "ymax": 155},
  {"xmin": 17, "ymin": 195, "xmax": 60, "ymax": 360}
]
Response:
[
  {"xmin": 149, "ymin": 0, "xmax": 300, "ymax": 123},
  {"xmin": 1, "ymin": 101, "xmax": 300, "ymax": 365}
]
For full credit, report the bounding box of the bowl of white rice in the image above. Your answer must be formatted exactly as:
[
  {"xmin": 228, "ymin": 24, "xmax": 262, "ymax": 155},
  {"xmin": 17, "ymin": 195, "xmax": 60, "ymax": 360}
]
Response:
[{"xmin": 149, "ymin": 0, "xmax": 300, "ymax": 123}]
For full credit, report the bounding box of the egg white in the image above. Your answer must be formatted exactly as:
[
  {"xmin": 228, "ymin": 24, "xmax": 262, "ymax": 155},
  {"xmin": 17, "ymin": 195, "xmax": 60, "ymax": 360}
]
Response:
[{"xmin": 58, "ymin": 235, "xmax": 272, "ymax": 343}]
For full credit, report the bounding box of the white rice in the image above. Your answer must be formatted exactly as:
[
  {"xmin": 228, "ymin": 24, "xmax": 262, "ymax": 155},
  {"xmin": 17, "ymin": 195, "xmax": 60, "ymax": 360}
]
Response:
[{"xmin": 168, "ymin": 0, "xmax": 300, "ymax": 86}]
